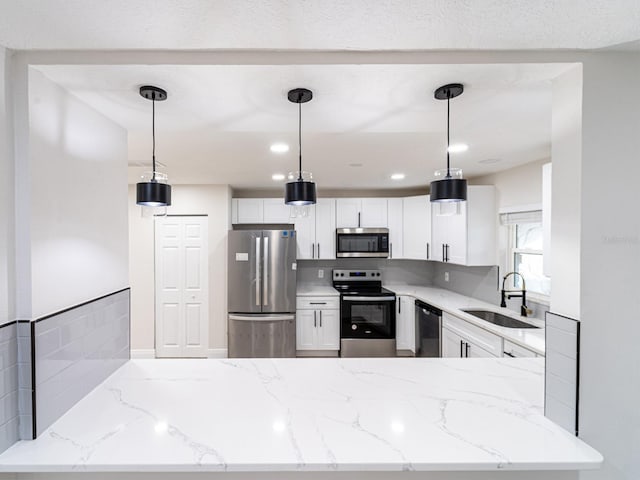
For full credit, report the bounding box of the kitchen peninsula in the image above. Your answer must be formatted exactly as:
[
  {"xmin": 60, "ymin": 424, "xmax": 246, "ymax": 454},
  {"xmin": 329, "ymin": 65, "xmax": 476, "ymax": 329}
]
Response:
[{"xmin": 0, "ymin": 357, "xmax": 601, "ymax": 478}]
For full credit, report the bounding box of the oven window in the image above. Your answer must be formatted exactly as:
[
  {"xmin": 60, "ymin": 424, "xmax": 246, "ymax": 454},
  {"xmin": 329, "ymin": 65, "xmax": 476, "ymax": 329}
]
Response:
[
  {"xmin": 338, "ymin": 235, "xmax": 379, "ymax": 252},
  {"xmin": 350, "ymin": 304, "xmax": 387, "ymax": 325}
]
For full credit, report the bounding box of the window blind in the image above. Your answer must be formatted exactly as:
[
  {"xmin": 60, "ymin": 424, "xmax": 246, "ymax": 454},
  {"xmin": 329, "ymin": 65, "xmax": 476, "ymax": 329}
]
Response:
[{"xmin": 499, "ymin": 210, "xmax": 542, "ymax": 225}]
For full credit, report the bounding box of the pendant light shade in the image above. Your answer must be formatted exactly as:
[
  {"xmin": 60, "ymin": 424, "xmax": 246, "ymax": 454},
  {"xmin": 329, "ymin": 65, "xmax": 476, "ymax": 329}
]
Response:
[
  {"xmin": 430, "ymin": 83, "xmax": 467, "ymax": 203},
  {"xmin": 136, "ymin": 85, "xmax": 172, "ymax": 207},
  {"xmin": 285, "ymin": 88, "xmax": 316, "ymax": 206}
]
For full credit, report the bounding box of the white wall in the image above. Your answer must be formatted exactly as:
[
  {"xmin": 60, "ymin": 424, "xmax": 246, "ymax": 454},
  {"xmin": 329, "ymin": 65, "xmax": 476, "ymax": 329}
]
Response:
[
  {"xmin": 128, "ymin": 184, "xmax": 231, "ymax": 352},
  {"xmin": 27, "ymin": 69, "xmax": 129, "ymax": 318},
  {"xmin": 0, "ymin": 46, "xmax": 14, "ymax": 325},
  {"xmin": 578, "ymin": 53, "xmax": 640, "ymax": 480},
  {"xmin": 470, "ymin": 158, "xmax": 547, "ymax": 210},
  {"xmin": 550, "ymin": 66, "xmax": 582, "ymax": 319}
]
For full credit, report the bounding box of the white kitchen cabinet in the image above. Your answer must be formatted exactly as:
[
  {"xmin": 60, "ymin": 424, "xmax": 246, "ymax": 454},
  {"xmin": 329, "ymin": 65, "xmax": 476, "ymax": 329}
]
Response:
[
  {"xmin": 430, "ymin": 185, "xmax": 496, "ymax": 266},
  {"xmin": 387, "ymin": 198, "xmax": 404, "ymax": 259},
  {"xmin": 503, "ymin": 339, "xmax": 537, "ymax": 358},
  {"xmin": 441, "ymin": 312, "xmax": 502, "ymax": 358},
  {"xmin": 234, "ymin": 198, "xmax": 264, "ymax": 223},
  {"xmin": 336, "ymin": 198, "xmax": 388, "ymax": 228},
  {"xmin": 263, "ymin": 198, "xmax": 291, "ymax": 223},
  {"xmin": 396, "ymin": 295, "xmax": 415, "ymax": 353},
  {"xmin": 293, "ymin": 198, "xmax": 336, "ymax": 259},
  {"xmin": 403, "ymin": 195, "xmax": 431, "ymax": 260},
  {"xmin": 296, "ymin": 296, "xmax": 340, "ymax": 354}
]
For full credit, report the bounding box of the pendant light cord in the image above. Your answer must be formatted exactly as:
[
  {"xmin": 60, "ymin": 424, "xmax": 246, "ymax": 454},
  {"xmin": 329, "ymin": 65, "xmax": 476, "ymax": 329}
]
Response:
[
  {"xmin": 298, "ymin": 99, "xmax": 303, "ymax": 181},
  {"xmin": 151, "ymin": 96, "xmax": 157, "ymax": 181},
  {"xmin": 446, "ymin": 93, "xmax": 451, "ymax": 178}
]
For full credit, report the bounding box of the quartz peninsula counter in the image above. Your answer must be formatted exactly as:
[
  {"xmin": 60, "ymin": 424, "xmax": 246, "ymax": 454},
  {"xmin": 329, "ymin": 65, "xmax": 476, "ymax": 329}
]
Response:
[{"xmin": 0, "ymin": 358, "xmax": 601, "ymax": 477}]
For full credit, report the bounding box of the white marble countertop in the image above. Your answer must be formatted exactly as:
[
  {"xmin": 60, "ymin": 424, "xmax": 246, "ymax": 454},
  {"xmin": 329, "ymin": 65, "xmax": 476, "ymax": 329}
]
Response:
[
  {"xmin": 385, "ymin": 285, "xmax": 546, "ymax": 356},
  {"xmin": 297, "ymin": 284, "xmax": 340, "ymax": 296},
  {"xmin": 0, "ymin": 359, "xmax": 601, "ymax": 473}
]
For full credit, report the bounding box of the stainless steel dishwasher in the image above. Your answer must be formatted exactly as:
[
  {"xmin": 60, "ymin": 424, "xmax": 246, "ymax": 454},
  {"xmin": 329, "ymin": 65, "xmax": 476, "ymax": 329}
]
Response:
[{"xmin": 415, "ymin": 300, "xmax": 442, "ymax": 357}]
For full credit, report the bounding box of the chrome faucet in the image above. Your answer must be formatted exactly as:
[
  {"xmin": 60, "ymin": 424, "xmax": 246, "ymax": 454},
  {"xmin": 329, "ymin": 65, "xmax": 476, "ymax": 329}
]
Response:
[{"xmin": 501, "ymin": 272, "xmax": 532, "ymax": 317}]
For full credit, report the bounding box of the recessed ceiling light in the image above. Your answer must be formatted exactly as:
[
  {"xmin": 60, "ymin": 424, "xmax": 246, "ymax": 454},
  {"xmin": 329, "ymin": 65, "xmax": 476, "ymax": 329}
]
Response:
[
  {"xmin": 447, "ymin": 143, "xmax": 469, "ymax": 153},
  {"xmin": 270, "ymin": 143, "xmax": 289, "ymax": 154},
  {"xmin": 349, "ymin": 163, "xmax": 363, "ymax": 168},
  {"xmin": 391, "ymin": 173, "xmax": 405, "ymax": 180},
  {"xmin": 478, "ymin": 158, "xmax": 501, "ymax": 164},
  {"xmin": 272, "ymin": 173, "xmax": 285, "ymax": 181}
]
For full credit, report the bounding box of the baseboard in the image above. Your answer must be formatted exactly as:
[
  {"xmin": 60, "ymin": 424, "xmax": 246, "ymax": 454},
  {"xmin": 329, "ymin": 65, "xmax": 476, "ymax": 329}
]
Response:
[
  {"xmin": 130, "ymin": 349, "xmax": 156, "ymax": 359},
  {"xmin": 130, "ymin": 348, "xmax": 228, "ymax": 359},
  {"xmin": 207, "ymin": 348, "xmax": 228, "ymax": 358}
]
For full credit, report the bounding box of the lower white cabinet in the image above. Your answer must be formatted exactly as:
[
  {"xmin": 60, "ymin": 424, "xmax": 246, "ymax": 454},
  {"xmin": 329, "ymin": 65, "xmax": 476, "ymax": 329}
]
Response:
[
  {"xmin": 396, "ymin": 295, "xmax": 415, "ymax": 353},
  {"xmin": 503, "ymin": 339, "xmax": 538, "ymax": 358},
  {"xmin": 441, "ymin": 312, "xmax": 502, "ymax": 358},
  {"xmin": 296, "ymin": 296, "xmax": 340, "ymax": 354}
]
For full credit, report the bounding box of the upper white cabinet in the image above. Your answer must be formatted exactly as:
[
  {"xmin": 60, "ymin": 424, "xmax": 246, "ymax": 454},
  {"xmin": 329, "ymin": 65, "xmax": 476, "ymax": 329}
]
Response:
[
  {"xmin": 387, "ymin": 198, "xmax": 403, "ymax": 259},
  {"xmin": 336, "ymin": 198, "xmax": 388, "ymax": 228},
  {"xmin": 430, "ymin": 186, "xmax": 496, "ymax": 266},
  {"xmin": 402, "ymin": 195, "xmax": 431, "ymax": 260},
  {"xmin": 232, "ymin": 198, "xmax": 292, "ymax": 224},
  {"xmin": 294, "ymin": 198, "xmax": 336, "ymax": 260},
  {"xmin": 234, "ymin": 198, "xmax": 264, "ymax": 224}
]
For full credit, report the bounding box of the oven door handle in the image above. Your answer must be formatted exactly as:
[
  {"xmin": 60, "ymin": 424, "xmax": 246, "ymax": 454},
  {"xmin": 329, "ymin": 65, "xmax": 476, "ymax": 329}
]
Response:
[{"xmin": 345, "ymin": 296, "xmax": 396, "ymax": 302}]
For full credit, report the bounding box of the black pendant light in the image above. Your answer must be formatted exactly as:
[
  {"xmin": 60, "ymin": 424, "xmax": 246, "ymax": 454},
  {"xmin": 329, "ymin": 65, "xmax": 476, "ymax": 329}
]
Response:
[
  {"xmin": 136, "ymin": 85, "xmax": 172, "ymax": 207},
  {"xmin": 430, "ymin": 83, "xmax": 467, "ymax": 203},
  {"xmin": 285, "ymin": 88, "xmax": 317, "ymax": 206}
]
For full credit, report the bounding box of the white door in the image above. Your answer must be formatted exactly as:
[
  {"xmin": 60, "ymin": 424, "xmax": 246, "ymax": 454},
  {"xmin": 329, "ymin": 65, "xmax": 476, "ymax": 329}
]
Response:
[
  {"xmin": 296, "ymin": 310, "xmax": 317, "ymax": 350},
  {"xmin": 431, "ymin": 203, "xmax": 450, "ymax": 262},
  {"xmin": 446, "ymin": 203, "xmax": 468, "ymax": 265},
  {"xmin": 155, "ymin": 216, "xmax": 209, "ymax": 358},
  {"xmin": 403, "ymin": 195, "xmax": 430, "ymax": 260},
  {"xmin": 294, "ymin": 206, "xmax": 316, "ymax": 259},
  {"xmin": 336, "ymin": 198, "xmax": 361, "ymax": 227},
  {"xmin": 441, "ymin": 327, "xmax": 464, "ymax": 358},
  {"xmin": 315, "ymin": 199, "xmax": 336, "ymax": 259},
  {"xmin": 387, "ymin": 198, "xmax": 403, "ymax": 259},
  {"xmin": 316, "ymin": 309, "xmax": 340, "ymax": 350},
  {"xmin": 360, "ymin": 198, "xmax": 388, "ymax": 227}
]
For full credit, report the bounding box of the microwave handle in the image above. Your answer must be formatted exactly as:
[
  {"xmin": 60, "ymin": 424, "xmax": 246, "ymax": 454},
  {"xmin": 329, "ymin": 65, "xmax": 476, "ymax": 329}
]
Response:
[{"xmin": 358, "ymin": 212, "xmax": 361, "ymax": 228}]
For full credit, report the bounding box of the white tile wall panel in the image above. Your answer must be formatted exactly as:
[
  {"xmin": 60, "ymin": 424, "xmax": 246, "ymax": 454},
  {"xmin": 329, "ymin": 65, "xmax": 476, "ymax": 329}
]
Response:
[
  {"xmin": 33, "ymin": 289, "xmax": 130, "ymax": 437},
  {"xmin": 0, "ymin": 322, "xmax": 19, "ymax": 452},
  {"xmin": 545, "ymin": 311, "xmax": 579, "ymax": 436}
]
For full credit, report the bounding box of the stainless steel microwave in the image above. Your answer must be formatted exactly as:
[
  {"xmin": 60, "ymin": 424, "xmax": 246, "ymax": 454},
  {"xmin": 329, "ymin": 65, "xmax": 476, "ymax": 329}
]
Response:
[{"xmin": 336, "ymin": 228, "xmax": 389, "ymax": 258}]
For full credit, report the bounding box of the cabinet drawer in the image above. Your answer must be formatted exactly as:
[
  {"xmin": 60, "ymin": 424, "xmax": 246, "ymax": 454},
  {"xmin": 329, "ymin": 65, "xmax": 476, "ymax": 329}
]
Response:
[
  {"xmin": 296, "ymin": 296, "xmax": 340, "ymax": 310},
  {"xmin": 443, "ymin": 312, "xmax": 503, "ymax": 357},
  {"xmin": 503, "ymin": 340, "xmax": 537, "ymax": 358}
]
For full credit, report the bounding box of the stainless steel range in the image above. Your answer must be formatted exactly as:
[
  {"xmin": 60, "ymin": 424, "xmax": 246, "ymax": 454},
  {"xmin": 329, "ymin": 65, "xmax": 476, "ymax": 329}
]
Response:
[{"xmin": 333, "ymin": 269, "xmax": 396, "ymax": 357}]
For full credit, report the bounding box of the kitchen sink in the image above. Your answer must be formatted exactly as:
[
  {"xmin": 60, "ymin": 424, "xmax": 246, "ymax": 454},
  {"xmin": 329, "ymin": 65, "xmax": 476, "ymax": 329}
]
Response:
[{"xmin": 461, "ymin": 310, "xmax": 540, "ymax": 329}]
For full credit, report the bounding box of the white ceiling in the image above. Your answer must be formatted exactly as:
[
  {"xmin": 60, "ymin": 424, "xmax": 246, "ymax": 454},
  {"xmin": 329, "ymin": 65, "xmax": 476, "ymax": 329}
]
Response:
[
  {"xmin": 1, "ymin": 0, "xmax": 640, "ymax": 51},
  {"xmin": 37, "ymin": 63, "xmax": 571, "ymax": 190}
]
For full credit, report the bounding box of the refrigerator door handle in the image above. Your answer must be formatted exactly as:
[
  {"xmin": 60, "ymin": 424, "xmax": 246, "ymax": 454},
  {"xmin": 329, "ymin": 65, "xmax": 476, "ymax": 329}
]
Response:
[
  {"xmin": 255, "ymin": 237, "xmax": 261, "ymax": 306},
  {"xmin": 229, "ymin": 314, "xmax": 295, "ymax": 322},
  {"xmin": 263, "ymin": 236, "xmax": 269, "ymax": 306}
]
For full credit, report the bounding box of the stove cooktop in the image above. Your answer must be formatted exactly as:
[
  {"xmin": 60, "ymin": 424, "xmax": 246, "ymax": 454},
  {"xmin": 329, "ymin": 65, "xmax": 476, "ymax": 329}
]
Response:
[{"xmin": 333, "ymin": 285, "xmax": 395, "ymax": 296}]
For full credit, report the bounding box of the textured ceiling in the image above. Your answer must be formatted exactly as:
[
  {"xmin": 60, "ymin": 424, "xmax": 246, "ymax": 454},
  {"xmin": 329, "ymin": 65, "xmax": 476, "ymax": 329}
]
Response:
[
  {"xmin": 1, "ymin": 0, "xmax": 640, "ymax": 51},
  {"xmin": 36, "ymin": 63, "xmax": 571, "ymax": 190}
]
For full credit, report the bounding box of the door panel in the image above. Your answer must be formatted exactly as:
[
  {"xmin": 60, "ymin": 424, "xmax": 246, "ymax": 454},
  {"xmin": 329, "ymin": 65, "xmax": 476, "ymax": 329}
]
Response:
[
  {"xmin": 294, "ymin": 206, "xmax": 315, "ymax": 259},
  {"xmin": 442, "ymin": 327, "xmax": 464, "ymax": 358},
  {"xmin": 361, "ymin": 198, "xmax": 388, "ymax": 227},
  {"xmin": 296, "ymin": 310, "xmax": 317, "ymax": 350},
  {"xmin": 227, "ymin": 230, "xmax": 261, "ymax": 313},
  {"xmin": 262, "ymin": 230, "xmax": 296, "ymax": 313},
  {"xmin": 317, "ymin": 309, "xmax": 340, "ymax": 350},
  {"xmin": 156, "ymin": 216, "xmax": 209, "ymax": 358},
  {"xmin": 336, "ymin": 199, "xmax": 361, "ymax": 228},
  {"xmin": 315, "ymin": 199, "xmax": 336, "ymax": 259}
]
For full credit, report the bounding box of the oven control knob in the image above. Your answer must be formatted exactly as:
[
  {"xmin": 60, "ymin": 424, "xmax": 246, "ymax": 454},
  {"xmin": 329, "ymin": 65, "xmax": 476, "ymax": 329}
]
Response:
[{"xmin": 351, "ymin": 324, "xmax": 357, "ymax": 330}]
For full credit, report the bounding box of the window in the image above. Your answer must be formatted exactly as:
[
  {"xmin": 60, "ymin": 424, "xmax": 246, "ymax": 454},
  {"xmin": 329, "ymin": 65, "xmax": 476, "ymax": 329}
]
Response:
[{"xmin": 501, "ymin": 210, "xmax": 551, "ymax": 298}]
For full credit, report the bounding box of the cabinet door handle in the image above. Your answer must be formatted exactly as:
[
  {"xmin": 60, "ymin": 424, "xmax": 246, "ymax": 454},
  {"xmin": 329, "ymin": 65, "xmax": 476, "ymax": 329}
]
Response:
[
  {"xmin": 358, "ymin": 212, "xmax": 361, "ymax": 228},
  {"xmin": 319, "ymin": 310, "xmax": 322, "ymax": 327},
  {"xmin": 310, "ymin": 302, "xmax": 326, "ymax": 305},
  {"xmin": 390, "ymin": 243, "xmax": 393, "ymax": 259},
  {"xmin": 465, "ymin": 342, "xmax": 470, "ymax": 357},
  {"xmin": 398, "ymin": 298, "xmax": 401, "ymax": 314},
  {"xmin": 314, "ymin": 310, "xmax": 317, "ymax": 327},
  {"xmin": 426, "ymin": 242, "xmax": 430, "ymax": 260},
  {"xmin": 460, "ymin": 340, "xmax": 463, "ymax": 357},
  {"xmin": 317, "ymin": 243, "xmax": 320, "ymax": 258},
  {"xmin": 504, "ymin": 351, "xmax": 515, "ymax": 358},
  {"xmin": 312, "ymin": 243, "xmax": 315, "ymax": 259}
]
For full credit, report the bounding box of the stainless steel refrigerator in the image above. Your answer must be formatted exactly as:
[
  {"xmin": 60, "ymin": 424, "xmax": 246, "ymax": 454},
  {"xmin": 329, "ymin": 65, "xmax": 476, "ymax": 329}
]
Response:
[{"xmin": 227, "ymin": 229, "xmax": 297, "ymax": 357}]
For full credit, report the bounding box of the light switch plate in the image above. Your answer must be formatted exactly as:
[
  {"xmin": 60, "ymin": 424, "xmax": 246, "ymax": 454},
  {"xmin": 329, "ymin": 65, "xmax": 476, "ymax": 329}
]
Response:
[
  {"xmin": 444, "ymin": 272, "xmax": 449, "ymax": 282},
  {"xmin": 318, "ymin": 269, "xmax": 324, "ymax": 279}
]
